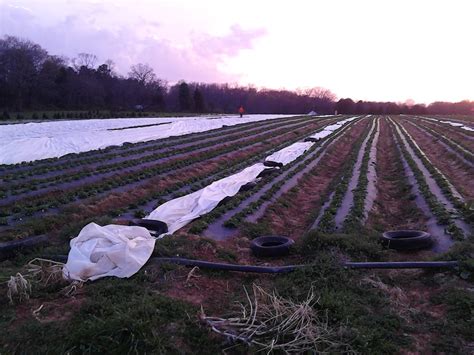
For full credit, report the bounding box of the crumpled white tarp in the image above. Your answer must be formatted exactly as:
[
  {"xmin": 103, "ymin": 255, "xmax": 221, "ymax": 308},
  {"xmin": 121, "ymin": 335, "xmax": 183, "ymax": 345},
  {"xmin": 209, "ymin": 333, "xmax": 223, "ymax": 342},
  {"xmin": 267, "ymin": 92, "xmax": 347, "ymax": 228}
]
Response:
[
  {"xmin": 265, "ymin": 142, "xmax": 313, "ymax": 166},
  {"xmin": 0, "ymin": 114, "xmax": 292, "ymax": 164},
  {"xmin": 63, "ymin": 223, "xmax": 156, "ymax": 281},
  {"xmin": 147, "ymin": 163, "xmax": 267, "ymax": 236}
]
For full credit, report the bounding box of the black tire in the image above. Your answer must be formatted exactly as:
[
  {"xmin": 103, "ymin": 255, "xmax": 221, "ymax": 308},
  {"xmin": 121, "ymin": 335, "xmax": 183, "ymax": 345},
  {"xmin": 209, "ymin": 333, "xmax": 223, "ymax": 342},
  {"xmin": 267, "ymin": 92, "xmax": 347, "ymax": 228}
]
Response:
[
  {"xmin": 129, "ymin": 219, "xmax": 168, "ymax": 235},
  {"xmin": 257, "ymin": 167, "xmax": 279, "ymax": 178},
  {"xmin": 240, "ymin": 181, "xmax": 257, "ymax": 192},
  {"xmin": 250, "ymin": 236, "xmax": 294, "ymax": 257},
  {"xmin": 381, "ymin": 230, "xmax": 432, "ymax": 250},
  {"xmin": 304, "ymin": 137, "xmax": 319, "ymax": 143},
  {"xmin": 263, "ymin": 161, "xmax": 283, "ymax": 168}
]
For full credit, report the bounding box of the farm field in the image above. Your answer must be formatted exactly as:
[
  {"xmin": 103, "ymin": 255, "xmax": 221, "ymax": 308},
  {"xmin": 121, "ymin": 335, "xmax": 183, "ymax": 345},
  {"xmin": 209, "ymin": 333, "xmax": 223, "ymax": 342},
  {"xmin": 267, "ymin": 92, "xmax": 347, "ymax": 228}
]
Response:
[{"xmin": 1, "ymin": 114, "xmax": 473, "ymax": 353}]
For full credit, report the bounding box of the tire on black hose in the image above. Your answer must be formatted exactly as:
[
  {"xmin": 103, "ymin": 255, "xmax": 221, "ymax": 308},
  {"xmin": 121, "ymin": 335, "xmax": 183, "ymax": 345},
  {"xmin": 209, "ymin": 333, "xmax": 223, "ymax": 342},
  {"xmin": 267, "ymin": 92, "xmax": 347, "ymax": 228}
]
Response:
[
  {"xmin": 381, "ymin": 230, "xmax": 432, "ymax": 250},
  {"xmin": 129, "ymin": 219, "xmax": 168, "ymax": 235},
  {"xmin": 250, "ymin": 236, "xmax": 294, "ymax": 257}
]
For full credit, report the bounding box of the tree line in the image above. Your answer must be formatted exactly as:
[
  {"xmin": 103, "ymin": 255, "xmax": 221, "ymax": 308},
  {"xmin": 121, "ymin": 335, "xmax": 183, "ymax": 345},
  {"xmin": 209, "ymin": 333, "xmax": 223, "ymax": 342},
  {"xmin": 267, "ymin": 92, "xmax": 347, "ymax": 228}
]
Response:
[{"xmin": 1, "ymin": 35, "xmax": 473, "ymax": 116}]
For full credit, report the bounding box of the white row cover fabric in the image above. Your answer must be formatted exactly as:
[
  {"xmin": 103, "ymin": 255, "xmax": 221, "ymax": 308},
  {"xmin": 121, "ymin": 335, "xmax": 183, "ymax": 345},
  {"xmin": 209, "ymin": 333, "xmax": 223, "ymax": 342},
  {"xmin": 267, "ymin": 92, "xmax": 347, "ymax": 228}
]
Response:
[
  {"xmin": 147, "ymin": 163, "xmax": 268, "ymax": 236},
  {"xmin": 440, "ymin": 120, "xmax": 474, "ymax": 132},
  {"xmin": 265, "ymin": 142, "xmax": 313, "ymax": 166},
  {"xmin": 0, "ymin": 114, "xmax": 292, "ymax": 164},
  {"xmin": 422, "ymin": 116, "xmax": 473, "ymax": 132},
  {"xmin": 63, "ymin": 223, "xmax": 156, "ymax": 281},
  {"xmin": 307, "ymin": 116, "xmax": 358, "ymax": 141}
]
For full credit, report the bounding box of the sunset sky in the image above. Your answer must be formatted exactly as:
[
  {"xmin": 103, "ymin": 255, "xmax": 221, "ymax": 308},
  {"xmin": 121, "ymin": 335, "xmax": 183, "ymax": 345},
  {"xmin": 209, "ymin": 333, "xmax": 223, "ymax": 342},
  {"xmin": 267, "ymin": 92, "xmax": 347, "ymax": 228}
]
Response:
[{"xmin": 1, "ymin": 0, "xmax": 473, "ymax": 104}]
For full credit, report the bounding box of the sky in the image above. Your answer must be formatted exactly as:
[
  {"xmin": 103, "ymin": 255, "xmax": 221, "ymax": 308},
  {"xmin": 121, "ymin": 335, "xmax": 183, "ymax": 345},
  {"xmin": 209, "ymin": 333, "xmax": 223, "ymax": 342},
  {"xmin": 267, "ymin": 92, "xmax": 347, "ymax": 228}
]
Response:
[{"xmin": 1, "ymin": 0, "xmax": 473, "ymax": 104}]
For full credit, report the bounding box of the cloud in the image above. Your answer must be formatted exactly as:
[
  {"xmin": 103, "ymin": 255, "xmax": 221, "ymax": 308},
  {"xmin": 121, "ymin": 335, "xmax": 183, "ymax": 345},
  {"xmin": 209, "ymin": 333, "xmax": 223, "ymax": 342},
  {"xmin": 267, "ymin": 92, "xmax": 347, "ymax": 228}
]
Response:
[
  {"xmin": 192, "ymin": 25, "xmax": 267, "ymax": 58},
  {"xmin": 0, "ymin": 3, "xmax": 267, "ymax": 84}
]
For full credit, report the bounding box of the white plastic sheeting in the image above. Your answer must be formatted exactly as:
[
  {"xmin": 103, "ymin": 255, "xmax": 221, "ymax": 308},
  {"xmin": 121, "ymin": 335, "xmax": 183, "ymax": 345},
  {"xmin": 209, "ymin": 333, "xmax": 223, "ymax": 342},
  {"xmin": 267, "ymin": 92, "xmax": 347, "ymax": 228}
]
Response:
[
  {"xmin": 63, "ymin": 223, "xmax": 156, "ymax": 281},
  {"xmin": 0, "ymin": 114, "xmax": 292, "ymax": 164},
  {"xmin": 147, "ymin": 163, "xmax": 267, "ymax": 236},
  {"xmin": 307, "ymin": 116, "xmax": 358, "ymax": 141},
  {"xmin": 265, "ymin": 142, "xmax": 313, "ymax": 166}
]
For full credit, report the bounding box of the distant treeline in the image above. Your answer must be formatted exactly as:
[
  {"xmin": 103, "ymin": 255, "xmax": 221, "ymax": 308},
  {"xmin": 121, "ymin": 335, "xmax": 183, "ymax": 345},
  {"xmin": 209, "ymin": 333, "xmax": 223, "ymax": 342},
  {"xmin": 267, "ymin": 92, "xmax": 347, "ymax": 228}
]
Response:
[{"xmin": 1, "ymin": 35, "xmax": 473, "ymax": 116}]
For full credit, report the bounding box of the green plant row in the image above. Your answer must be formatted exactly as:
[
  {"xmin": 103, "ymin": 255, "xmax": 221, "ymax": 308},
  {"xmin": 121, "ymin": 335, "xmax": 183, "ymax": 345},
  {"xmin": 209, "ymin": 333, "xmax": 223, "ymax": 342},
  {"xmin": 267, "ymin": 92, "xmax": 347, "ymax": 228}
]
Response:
[
  {"xmin": 0, "ymin": 115, "xmax": 318, "ymax": 178},
  {"xmin": 397, "ymin": 121, "xmax": 472, "ymax": 225},
  {"xmin": 153, "ymin": 123, "xmax": 344, "ymax": 234},
  {"xmin": 1, "ymin": 119, "xmax": 332, "ymax": 240},
  {"xmin": 223, "ymin": 118, "xmax": 367, "ymax": 231},
  {"xmin": 2, "ymin": 122, "xmax": 322, "ymax": 219},
  {"xmin": 315, "ymin": 121, "xmax": 374, "ymax": 233},
  {"xmin": 342, "ymin": 119, "xmax": 379, "ymax": 233},
  {"xmin": 4, "ymin": 116, "xmax": 318, "ymax": 194},
  {"xmin": 164, "ymin": 117, "xmax": 365, "ymax": 234},
  {"xmin": 410, "ymin": 119, "xmax": 473, "ymax": 163},
  {"xmin": 390, "ymin": 120, "xmax": 465, "ymax": 240}
]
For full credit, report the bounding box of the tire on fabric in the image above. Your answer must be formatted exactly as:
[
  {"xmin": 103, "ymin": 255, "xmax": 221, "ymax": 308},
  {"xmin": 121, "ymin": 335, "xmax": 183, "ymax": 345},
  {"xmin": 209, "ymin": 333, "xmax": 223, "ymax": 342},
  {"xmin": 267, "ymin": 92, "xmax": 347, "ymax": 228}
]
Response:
[
  {"xmin": 257, "ymin": 167, "xmax": 280, "ymax": 178},
  {"xmin": 381, "ymin": 230, "xmax": 432, "ymax": 250},
  {"xmin": 250, "ymin": 236, "xmax": 295, "ymax": 257},
  {"xmin": 130, "ymin": 219, "xmax": 168, "ymax": 235},
  {"xmin": 240, "ymin": 181, "xmax": 257, "ymax": 192},
  {"xmin": 263, "ymin": 161, "xmax": 283, "ymax": 168}
]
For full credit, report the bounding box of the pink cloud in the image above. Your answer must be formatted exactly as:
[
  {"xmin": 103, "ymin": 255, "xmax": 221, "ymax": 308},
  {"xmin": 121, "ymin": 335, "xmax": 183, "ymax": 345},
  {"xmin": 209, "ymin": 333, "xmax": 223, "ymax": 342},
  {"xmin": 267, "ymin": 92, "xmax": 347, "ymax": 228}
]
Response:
[
  {"xmin": 192, "ymin": 25, "xmax": 267, "ymax": 59},
  {"xmin": 0, "ymin": 3, "xmax": 264, "ymax": 83}
]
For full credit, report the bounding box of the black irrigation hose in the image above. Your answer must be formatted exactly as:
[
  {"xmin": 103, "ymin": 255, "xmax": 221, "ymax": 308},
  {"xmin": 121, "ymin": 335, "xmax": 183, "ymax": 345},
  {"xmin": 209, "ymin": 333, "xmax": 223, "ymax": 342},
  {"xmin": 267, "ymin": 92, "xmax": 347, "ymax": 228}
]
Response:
[
  {"xmin": 0, "ymin": 234, "xmax": 49, "ymax": 260},
  {"xmin": 41, "ymin": 255, "xmax": 459, "ymax": 272}
]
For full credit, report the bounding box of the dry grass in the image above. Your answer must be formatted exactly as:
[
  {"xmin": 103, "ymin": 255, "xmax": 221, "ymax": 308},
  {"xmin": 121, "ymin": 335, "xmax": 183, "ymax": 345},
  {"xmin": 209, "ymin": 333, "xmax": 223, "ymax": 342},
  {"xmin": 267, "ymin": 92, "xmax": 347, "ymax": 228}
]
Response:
[
  {"xmin": 7, "ymin": 273, "xmax": 31, "ymax": 304},
  {"xmin": 4, "ymin": 258, "xmax": 82, "ymax": 304},
  {"xmin": 201, "ymin": 284, "xmax": 352, "ymax": 353},
  {"xmin": 361, "ymin": 275, "xmax": 417, "ymax": 322}
]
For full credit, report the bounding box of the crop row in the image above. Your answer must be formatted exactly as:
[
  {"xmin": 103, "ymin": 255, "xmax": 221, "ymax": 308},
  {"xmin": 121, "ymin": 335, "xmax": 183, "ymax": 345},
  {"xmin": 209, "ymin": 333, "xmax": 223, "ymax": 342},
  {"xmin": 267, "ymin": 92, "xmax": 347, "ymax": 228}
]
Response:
[
  {"xmin": 314, "ymin": 120, "xmax": 374, "ymax": 232},
  {"xmin": 188, "ymin": 118, "xmax": 365, "ymax": 235},
  {"xmin": 0, "ymin": 115, "xmax": 319, "ymax": 180},
  {"xmin": 413, "ymin": 116, "xmax": 474, "ymax": 148},
  {"xmin": 220, "ymin": 118, "xmax": 367, "ymax": 232},
  {"xmin": 408, "ymin": 118, "xmax": 473, "ymax": 162},
  {"xmin": 1, "ymin": 119, "xmax": 326, "ymax": 219},
  {"xmin": 396, "ymin": 120, "xmax": 469, "ymax": 212},
  {"xmin": 2, "ymin": 116, "xmax": 323, "ymax": 197},
  {"xmin": 342, "ymin": 118, "xmax": 379, "ymax": 232},
  {"xmin": 390, "ymin": 119, "xmax": 465, "ymax": 240},
  {"xmin": 0, "ymin": 118, "xmax": 334, "ymax": 240}
]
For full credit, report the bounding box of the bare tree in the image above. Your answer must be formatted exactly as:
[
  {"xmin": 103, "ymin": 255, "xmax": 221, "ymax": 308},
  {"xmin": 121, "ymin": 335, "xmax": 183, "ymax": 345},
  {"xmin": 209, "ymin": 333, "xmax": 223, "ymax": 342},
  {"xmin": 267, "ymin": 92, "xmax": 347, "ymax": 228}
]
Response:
[
  {"xmin": 128, "ymin": 63, "xmax": 156, "ymax": 85},
  {"xmin": 304, "ymin": 87, "xmax": 337, "ymax": 101},
  {"xmin": 72, "ymin": 53, "xmax": 98, "ymax": 71}
]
